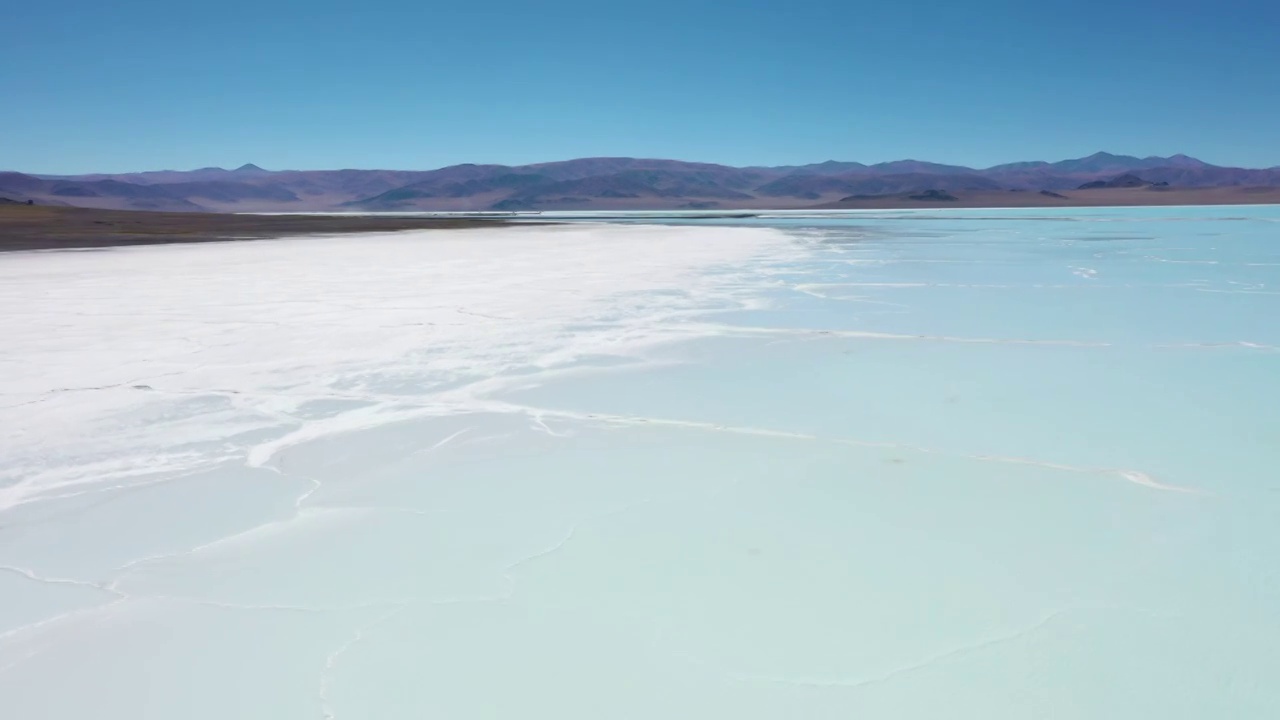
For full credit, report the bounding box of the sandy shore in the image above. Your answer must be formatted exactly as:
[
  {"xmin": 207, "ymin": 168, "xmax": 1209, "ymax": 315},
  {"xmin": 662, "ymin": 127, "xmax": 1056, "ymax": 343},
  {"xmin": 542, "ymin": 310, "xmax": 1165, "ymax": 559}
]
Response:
[{"xmin": 0, "ymin": 204, "xmax": 519, "ymax": 251}]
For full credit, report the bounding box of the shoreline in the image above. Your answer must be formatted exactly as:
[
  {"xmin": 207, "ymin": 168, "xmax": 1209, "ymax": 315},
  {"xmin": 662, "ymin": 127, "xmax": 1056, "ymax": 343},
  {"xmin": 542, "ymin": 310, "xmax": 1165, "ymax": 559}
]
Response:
[
  {"xmin": 5, "ymin": 189, "xmax": 1279, "ymax": 252},
  {"xmin": 0, "ymin": 205, "xmax": 524, "ymax": 252}
]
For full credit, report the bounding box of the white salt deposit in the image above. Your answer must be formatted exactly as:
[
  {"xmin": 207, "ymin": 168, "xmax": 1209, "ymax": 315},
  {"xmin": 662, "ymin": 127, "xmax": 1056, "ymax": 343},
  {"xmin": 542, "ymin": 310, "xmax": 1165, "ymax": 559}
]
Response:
[{"xmin": 0, "ymin": 224, "xmax": 793, "ymax": 509}]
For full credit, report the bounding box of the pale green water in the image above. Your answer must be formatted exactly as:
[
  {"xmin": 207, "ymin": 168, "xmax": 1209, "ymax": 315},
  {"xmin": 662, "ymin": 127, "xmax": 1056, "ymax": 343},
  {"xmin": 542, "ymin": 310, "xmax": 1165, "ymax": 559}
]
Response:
[{"xmin": 0, "ymin": 209, "xmax": 1277, "ymax": 718}]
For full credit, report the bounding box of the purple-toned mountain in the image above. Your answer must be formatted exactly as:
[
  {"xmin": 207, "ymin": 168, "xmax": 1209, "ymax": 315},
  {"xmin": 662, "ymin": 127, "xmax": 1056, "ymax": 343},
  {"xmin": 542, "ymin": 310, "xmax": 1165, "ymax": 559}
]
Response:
[
  {"xmin": 756, "ymin": 160, "xmax": 870, "ymax": 175},
  {"xmin": 756, "ymin": 172, "xmax": 1002, "ymax": 200},
  {"xmin": 0, "ymin": 172, "xmax": 204, "ymax": 211},
  {"xmin": 4, "ymin": 153, "xmax": 1279, "ymax": 212},
  {"xmin": 985, "ymin": 151, "xmax": 1210, "ymax": 175}
]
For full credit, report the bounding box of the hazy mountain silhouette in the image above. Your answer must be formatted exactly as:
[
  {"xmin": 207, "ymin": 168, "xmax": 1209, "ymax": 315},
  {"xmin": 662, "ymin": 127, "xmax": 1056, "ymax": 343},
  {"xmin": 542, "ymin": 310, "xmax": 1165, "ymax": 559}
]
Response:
[{"xmin": 6, "ymin": 153, "xmax": 1279, "ymax": 212}]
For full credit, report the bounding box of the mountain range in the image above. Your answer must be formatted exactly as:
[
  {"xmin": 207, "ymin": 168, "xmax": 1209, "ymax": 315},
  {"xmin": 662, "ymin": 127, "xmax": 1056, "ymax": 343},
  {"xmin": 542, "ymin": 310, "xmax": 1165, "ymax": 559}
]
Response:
[{"xmin": 4, "ymin": 152, "xmax": 1280, "ymax": 213}]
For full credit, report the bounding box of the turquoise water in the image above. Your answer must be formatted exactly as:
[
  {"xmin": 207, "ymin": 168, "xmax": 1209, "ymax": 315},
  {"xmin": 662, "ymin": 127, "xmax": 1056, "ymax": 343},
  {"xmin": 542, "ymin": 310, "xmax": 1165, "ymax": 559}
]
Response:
[
  {"xmin": 1, "ymin": 209, "xmax": 1277, "ymax": 718},
  {"xmin": 494, "ymin": 207, "xmax": 1280, "ymax": 716}
]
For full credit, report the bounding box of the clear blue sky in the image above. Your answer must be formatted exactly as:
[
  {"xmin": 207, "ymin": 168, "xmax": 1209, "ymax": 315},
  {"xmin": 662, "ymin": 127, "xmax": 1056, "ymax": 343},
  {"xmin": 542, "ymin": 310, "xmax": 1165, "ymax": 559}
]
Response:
[{"xmin": 5, "ymin": 0, "xmax": 1279, "ymax": 173}]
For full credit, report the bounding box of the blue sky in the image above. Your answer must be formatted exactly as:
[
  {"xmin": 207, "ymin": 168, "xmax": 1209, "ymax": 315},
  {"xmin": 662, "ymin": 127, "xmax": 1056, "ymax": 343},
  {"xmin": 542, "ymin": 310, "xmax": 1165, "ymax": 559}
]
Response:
[{"xmin": 5, "ymin": 0, "xmax": 1279, "ymax": 173}]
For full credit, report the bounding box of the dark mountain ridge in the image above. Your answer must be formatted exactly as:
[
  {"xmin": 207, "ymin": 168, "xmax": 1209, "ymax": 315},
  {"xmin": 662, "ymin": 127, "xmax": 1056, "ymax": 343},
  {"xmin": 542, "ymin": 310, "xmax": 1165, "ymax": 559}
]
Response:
[{"xmin": 6, "ymin": 153, "xmax": 1280, "ymax": 212}]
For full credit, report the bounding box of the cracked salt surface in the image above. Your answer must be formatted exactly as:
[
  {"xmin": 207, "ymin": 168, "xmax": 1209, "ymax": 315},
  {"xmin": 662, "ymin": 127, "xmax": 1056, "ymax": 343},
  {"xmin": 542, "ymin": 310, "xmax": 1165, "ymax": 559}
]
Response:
[{"xmin": 2, "ymin": 209, "xmax": 1280, "ymax": 719}]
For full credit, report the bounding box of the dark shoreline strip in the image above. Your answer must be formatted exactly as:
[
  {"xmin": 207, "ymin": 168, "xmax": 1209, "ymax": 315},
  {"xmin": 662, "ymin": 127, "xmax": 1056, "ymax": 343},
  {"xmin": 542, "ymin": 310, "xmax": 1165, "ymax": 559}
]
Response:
[{"xmin": 0, "ymin": 206, "xmax": 530, "ymax": 252}]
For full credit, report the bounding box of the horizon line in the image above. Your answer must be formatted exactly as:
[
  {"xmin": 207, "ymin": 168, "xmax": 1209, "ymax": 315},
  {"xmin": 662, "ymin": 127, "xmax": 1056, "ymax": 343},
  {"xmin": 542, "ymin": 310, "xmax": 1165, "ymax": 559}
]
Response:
[{"xmin": 11, "ymin": 150, "xmax": 1280, "ymax": 177}]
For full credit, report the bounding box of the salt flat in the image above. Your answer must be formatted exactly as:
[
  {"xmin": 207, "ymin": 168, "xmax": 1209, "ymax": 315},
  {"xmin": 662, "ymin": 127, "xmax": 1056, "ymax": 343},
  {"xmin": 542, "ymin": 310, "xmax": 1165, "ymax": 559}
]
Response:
[
  {"xmin": 1, "ymin": 210, "xmax": 1278, "ymax": 719},
  {"xmin": 0, "ymin": 224, "xmax": 790, "ymax": 510}
]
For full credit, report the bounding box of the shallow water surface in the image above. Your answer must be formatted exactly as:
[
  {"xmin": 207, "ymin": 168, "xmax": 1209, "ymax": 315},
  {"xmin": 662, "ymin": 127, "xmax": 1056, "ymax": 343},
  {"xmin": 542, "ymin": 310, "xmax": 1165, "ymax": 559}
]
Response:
[{"xmin": 1, "ymin": 209, "xmax": 1278, "ymax": 718}]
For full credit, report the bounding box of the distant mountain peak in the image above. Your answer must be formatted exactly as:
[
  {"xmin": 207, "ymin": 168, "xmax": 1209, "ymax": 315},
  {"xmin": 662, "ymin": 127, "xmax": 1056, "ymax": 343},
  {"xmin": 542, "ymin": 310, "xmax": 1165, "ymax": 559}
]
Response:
[
  {"xmin": 235, "ymin": 163, "xmax": 266, "ymax": 173},
  {"xmin": 1077, "ymin": 151, "xmax": 1139, "ymax": 162},
  {"xmin": 1161, "ymin": 153, "xmax": 1210, "ymax": 168}
]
